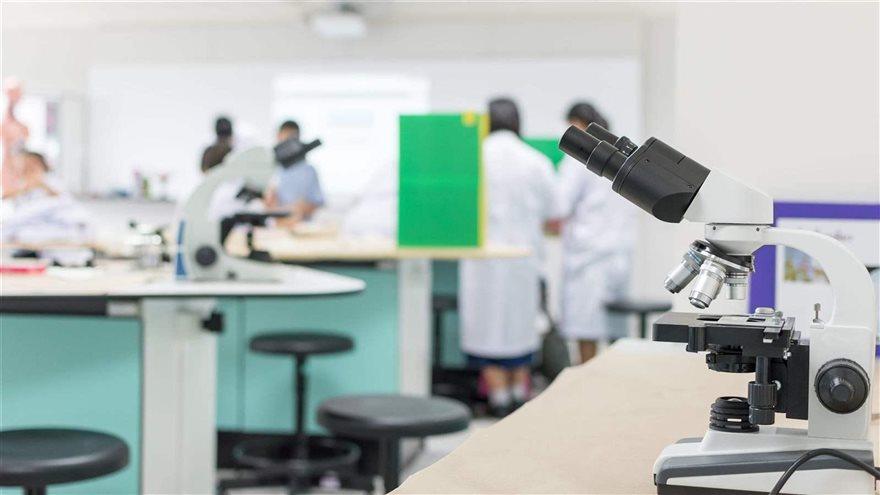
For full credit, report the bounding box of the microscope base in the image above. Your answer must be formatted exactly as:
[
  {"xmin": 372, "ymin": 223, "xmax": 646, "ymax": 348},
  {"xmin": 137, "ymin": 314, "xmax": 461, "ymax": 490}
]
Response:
[{"xmin": 653, "ymin": 427, "xmax": 875, "ymax": 495}]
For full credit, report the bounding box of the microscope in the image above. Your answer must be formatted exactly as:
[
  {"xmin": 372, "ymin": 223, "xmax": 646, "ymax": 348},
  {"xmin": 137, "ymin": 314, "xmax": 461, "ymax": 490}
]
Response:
[
  {"xmin": 179, "ymin": 137, "xmax": 321, "ymax": 281},
  {"xmin": 559, "ymin": 125, "xmax": 878, "ymax": 494}
]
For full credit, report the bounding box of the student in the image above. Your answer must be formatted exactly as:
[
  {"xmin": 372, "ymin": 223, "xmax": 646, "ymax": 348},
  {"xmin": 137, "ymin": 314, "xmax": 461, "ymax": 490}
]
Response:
[
  {"xmin": 458, "ymin": 98, "xmax": 557, "ymax": 417},
  {"xmin": 554, "ymin": 102, "xmax": 636, "ymax": 363},
  {"xmin": 200, "ymin": 116, "xmax": 234, "ymax": 173},
  {"xmin": 264, "ymin": 120, "xmax": 325, "ymax": 225},
  {"xmin": 1, "ymin": 150, "xmax": 91, "ymax": 244},
  {"xmin": 2, "ymin": 151, "xmax": 60, "ymax": 201}
]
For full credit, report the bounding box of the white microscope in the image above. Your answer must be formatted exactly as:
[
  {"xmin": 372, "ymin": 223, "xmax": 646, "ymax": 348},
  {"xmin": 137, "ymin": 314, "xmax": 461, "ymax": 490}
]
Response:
[
  {"xmin": 178, "ymin": 138, "xmax": 321, "ymax": 281},
  {"xmin": 560, "ymin": 124, "xmax": 879, "ymax": 495}
]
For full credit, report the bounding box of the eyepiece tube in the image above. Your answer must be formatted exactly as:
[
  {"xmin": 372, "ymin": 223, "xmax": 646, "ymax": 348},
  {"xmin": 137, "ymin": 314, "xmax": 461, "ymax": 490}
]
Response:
[
  {"xmin": 559, "ymin": 126, "xmax": 601, "ymax": 166},
  {"xmin": 585, "ymin": 123, "xmax": 619, "ymax": 144},
  {"xmin": 559, "ymin": 126, "xmax": 628, "ymax": 180}
]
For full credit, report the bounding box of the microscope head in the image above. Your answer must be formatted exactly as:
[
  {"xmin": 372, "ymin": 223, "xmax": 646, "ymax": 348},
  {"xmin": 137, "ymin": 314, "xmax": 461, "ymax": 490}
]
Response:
[
  {"xmin": 274, "ymin": 138, "xmax": 322, "ymax": 168},
  {"xmin": 559, "ymin": 124, "xmax": 773, "ymax": 226},
  {"xmin": 559, "ymin": 124, "xmax": 774, "ymax": 309},
  {"xmin": 559, "ymin": 124, "xmax": 711, "ymax": 223}
]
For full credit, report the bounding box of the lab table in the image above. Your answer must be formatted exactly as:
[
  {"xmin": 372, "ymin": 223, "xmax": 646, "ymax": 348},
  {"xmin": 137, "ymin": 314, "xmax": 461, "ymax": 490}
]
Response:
[
  {"xmin": 394, "ymin": 338, "xmax": 880, "ymax": 494},
  {"xmin": 0, "ymin": 262, "xmax": 364, "ymax": 495}
]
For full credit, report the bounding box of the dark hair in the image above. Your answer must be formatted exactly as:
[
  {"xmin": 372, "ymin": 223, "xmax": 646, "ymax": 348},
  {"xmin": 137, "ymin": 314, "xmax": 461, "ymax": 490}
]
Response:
[
  {"xmin": 22, "ymin": 150, "xmax": 49, "ymax": 172},
  {"xmin": 215, "ymin": 116, "xmax": 233, "ymax": 139},
  {"xmin": 278, "ymin": 120, "xmax": 300, "ymax": 134},
  {"xmin": 566, "ymin": 102, "xmax": 609, "ymax": 130},
  {"xmin": 201, "ymin": 142, "xmax": 232, "ymax": 173},
  {"xmin": 488, "ymin": 97, "xmax": 520, "ymax": 135}
]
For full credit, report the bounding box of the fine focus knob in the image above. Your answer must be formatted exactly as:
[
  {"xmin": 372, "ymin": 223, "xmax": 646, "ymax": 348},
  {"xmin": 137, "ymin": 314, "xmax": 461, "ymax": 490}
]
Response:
[
  {"xmin": 194, "ymin": 246, "xmax": 218, "ymax": 267},
  {"xmin": 829, "ymin": 377, "xmax": 855, "ymax": 403},
  {"xmin": 816, "ymin": 359, "xmax": 869, "ymax": 414}
]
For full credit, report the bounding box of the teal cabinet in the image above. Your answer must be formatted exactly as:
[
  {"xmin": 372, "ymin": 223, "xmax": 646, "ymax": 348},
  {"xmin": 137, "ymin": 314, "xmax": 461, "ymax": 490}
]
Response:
[
  {"xmin": 0, "ymin": 315, "xmax": 141, "ymax": 495},
  {"xmin": 216, "ymin": 265, "xmax": 400, "ymax": 434}
]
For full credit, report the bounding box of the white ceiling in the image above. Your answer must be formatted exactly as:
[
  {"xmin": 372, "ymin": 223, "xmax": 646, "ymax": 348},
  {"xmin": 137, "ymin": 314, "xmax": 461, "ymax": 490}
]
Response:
[{"xmin": 1, "ymin": 1, "xmax": 674, "ymax": 30}]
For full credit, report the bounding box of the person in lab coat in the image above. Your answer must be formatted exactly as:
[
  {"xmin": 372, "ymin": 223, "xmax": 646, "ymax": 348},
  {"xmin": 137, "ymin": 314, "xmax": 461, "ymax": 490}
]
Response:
[
  {"xmin": 554, "ymin": 102, "xmax": 636, "ymax": 363},
  {"xmin": 459, "ymin": 98, "xmax": 557, "ymax": 417},
  {"xmin": 264, "ymin": 120, "xmax": 325, "ymax": 227}
]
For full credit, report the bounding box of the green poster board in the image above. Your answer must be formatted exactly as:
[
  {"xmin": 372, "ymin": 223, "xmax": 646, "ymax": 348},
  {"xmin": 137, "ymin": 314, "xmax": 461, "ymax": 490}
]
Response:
[
  {"xmin": 524, "ymin": 137, "xmax": 565, "ymax": 170},
  {"xmin": 398, "ymin": 113, "xmax": 485, "ymax": 247}
]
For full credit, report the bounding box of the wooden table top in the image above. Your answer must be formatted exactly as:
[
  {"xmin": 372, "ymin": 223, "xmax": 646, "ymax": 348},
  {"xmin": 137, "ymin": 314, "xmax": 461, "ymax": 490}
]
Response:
[
  {"xmin": 225, "ymin": 228, "xmax": 531, "ymax": 262},
  {"xmin": 395, "ymin": 339, "xmax": 880, "ymax": 494}
]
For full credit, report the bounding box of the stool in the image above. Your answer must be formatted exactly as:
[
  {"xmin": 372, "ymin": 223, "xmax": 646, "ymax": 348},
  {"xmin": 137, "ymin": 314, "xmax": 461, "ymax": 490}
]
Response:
[
  {"xmin": 318, "ymin": 394, "xmax": 471, "ymax": 491},
  {"xmin": 231, "ymin": 332, "xmax": 360, "ymax": 491},
  {"xmin": 0, "ymin": 428, "xmax": 129, "ymax": 495},
  {"xmin": 605, "ymin": 299, "xmax": 672, "ymax": 339}
]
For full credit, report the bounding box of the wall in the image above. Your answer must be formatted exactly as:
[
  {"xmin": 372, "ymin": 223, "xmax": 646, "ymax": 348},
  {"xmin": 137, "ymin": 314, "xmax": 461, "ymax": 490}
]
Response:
[
  {"xmin": 659, "ymin": 2, "xmax": 880, "ymax": 313},
  {"xmin": 2, "ymin": 17, "xmax": 650, "ymax": 194},
  {"xmin": 87, "ymin": 58, "xmax": 641, "ymax": 200}
]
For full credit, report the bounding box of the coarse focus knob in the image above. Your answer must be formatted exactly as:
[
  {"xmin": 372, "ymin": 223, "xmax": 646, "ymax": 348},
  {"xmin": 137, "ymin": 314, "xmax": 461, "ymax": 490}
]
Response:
[
  {"xmin": 816, "ymin": 359, "xmax": 869, "ymax": 414},
  {"xmin": 195, "ymin": 246, "xmax": 218, "ymax": 267}
]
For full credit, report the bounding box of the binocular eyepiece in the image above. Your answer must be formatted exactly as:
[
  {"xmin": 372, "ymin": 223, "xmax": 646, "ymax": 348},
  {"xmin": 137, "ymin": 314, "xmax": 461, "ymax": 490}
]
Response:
[
  {"xmin": 559, "ymin": 123, "xmax": 637, "ymax": 182},
  {"xmin": 558, "ymin": 124, "xmax": 710, "ymax": 224}
]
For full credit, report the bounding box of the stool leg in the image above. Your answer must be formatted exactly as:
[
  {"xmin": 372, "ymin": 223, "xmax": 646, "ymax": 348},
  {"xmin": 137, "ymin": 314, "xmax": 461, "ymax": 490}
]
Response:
[
  {"xmin": 294, "ymin": 355, "xmax": 308, "ymax": 459},
  {"xmin": 24, "ymin": 487, "xmax": 46, "ymax": 495},
  {"xmin": 379, "ymin": 438, "xmax": 401, "ymax": 492},
  {"xmin": 639, "ymin": 312, "xmax": 648, "ymax": 339}
]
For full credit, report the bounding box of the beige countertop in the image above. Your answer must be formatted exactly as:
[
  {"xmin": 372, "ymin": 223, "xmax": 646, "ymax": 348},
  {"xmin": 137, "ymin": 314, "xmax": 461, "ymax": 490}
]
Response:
[
  {"xmin": 395, "ymin": 339, "xmax": 880, "ymax": 494},
  {"xmin": 225, "ymin": 228, "xmax": 531, "ymax": 262}
]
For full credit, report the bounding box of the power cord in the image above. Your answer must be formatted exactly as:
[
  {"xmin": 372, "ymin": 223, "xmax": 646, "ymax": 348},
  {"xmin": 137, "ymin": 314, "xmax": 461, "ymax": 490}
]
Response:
[{"xmin": 769, "ymin": 448, "xmax": 880, "ymax": 495}]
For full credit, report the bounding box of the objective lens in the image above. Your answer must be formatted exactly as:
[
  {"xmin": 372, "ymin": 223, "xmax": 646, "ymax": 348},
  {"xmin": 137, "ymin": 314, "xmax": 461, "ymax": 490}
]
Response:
[
  {"xmin": 689, "ymin": 260, "xmax": 727, "ymax": 309},
  {"xmin": 725, "ymin": 273, "xmax": 749, "ymax": 300},
  {"xmin": 664, "ymin": 251, "xmax": 703, "ymax": 293}
]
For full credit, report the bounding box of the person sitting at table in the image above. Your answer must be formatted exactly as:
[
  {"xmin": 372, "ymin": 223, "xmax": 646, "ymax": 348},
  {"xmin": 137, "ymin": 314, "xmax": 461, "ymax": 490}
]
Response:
[
  {"xmin": 1, "ymin": 150, "xmax": 92, "ymax": 243},
  {"xmin": 2, "ymin": 150, "xmax": 61, "ymax": 201},
  {"xmin": 263, "ymin": 120, "xmax": 325, "ymax": 227}
]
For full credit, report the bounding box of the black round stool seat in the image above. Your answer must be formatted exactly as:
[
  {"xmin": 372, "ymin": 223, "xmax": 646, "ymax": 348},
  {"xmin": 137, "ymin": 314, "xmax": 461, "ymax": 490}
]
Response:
[
  {"xmin": 0, "ymin": 428, "xmax": 129, "ymax": 488},
  {"xmin": 605, "ymin": 299, "xmax": 672, "ymax": 314},
  {"xmin": 605, "ymin": 299, "xmax": 673, "ymax": 339},
  {"xmin": 318, "ymin": 394, "xmax": 471, "ymax": 439},
  {"xmin": 233, "ymin": 436, "xmax": 359, "ymax": 477},
  {"xmin": 250, "ymin": 332, "xmax": 353, "ymax": 357}
]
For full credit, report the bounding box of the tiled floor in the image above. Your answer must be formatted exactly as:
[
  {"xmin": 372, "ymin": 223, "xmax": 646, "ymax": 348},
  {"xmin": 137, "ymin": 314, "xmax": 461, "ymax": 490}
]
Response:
[{"xmin": 227, "ymin": 418, "xmax": 498, "ymax": 494}]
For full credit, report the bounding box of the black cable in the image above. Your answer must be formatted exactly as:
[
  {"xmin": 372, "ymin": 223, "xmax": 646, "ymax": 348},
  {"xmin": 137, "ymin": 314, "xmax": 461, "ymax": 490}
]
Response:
[{"xmin": 769, "ymin": 448, "xmax": 880, "ymax": 495}]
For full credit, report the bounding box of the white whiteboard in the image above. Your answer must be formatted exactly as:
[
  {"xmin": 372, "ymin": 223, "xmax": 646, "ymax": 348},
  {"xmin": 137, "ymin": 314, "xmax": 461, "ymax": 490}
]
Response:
[{"xmin": 87, "ymin": 57, "xmax": 641, "ymax": 201}]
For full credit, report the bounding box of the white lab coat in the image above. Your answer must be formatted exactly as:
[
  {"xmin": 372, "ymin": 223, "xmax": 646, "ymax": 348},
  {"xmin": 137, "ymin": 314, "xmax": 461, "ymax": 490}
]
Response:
[
  {"xmin": 556, "ymin": 155, "xmax": 636, "ymax": 340},
  {"xmin": 459, "ymin": 131, "xmax": 557, "ymax": 358}
]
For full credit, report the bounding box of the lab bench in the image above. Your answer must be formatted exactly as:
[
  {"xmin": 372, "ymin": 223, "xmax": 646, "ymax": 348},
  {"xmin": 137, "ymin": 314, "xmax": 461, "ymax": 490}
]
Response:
[
  {"xmin": 0, "ymin": 238, "xmax": 524, "ymax": 494},
  {"xmin": 0, "ymin": 262, "xmax": 364, "ymax": 495}
]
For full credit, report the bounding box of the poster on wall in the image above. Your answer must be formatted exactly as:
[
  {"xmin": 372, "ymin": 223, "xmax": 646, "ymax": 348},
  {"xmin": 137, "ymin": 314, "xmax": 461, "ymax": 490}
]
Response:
[{"xmin": 750, "ymin": 203, "xmax": 880, "ymax": 341}]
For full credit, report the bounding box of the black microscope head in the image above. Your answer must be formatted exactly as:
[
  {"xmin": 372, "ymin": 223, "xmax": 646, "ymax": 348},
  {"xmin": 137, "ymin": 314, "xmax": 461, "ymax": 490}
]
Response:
[
  {"xmin": 558, "ymin": 124, "xmax": 710, "ymax": 223},
  {"xmin": 274, "ymin": 138, "xmax": 322, "ymax": 168}
]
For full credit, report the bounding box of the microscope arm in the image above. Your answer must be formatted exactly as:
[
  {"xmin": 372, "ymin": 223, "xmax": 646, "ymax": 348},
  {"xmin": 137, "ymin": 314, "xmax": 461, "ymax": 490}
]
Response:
[
  {"xmin": 180, "ymin": 147, "xmax": 278, "ymax": 281},
  {"xmin": 707, "ymin": 225, "xmax": 877, "ymax": 329}
]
